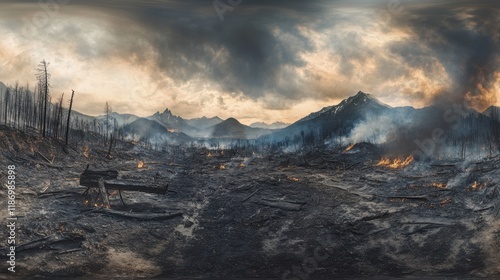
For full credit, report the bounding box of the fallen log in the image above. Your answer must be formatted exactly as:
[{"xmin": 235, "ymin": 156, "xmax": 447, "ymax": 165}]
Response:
[
  {"xmin": 430, "ymin": 164, "xmax": 456, "ymax": 167},
  {"xmin": 3, "ymin": 152, "xmax": 63, "ymax": 169},
  {"xmin": 402, "ymin": 217, "xmax": 456, "ymax": 226},
  {"xmin": 242, "ymin": 188, "xmax": 260, "ymax": 202},
  {"xmin": 0, "ymin": 234, "xmax": 78, "ymax": 256},
  {"xmin": 57, "ymin": 248, "xmax": 83, "ymax": 255},
  {"xmin": 405, "ymin": 224, "xmax": 445, "ymax": 236},
  {"xmin": 321, "ymin": 180, "xmax": 374, "ymax": 200},
  {"xmin": 388, "ymin": 196, "xmax": 429, "ymax": 202},
  {"xmin": 95, "ymin": 208, "xmax": 183, "ymax": 220},
  {"xmin": 254, "ymin": 200, "xmax": 302, "ymax": 211},
  {"xmin": 80, "ymin": 166, "xmax": 118, "ymax": 182},
  {"xmin": 101, "ymin": 179, "xmax": 168, "ymax": 194},
  {"xmin": 80, "ymin": 168, "xmax": 168, "ymax": 194},
  {"xmin": 261, "ymin": 198, "xmax": 307, "ymax": 205},
  {"xmin": 37, "ymin": 151, "xmax": 54, "ymax": 164}
]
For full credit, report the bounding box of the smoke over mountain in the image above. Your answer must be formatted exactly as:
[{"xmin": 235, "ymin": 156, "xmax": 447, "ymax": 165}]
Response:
[{"xmin": 388, "ymin": 1, "xmax": 499, "ymax": 111}]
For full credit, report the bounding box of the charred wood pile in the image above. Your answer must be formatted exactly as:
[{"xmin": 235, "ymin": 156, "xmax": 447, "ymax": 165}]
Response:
[{"xmin": 79, "ymin": 164, "xmax": 169, "ymax": 207}]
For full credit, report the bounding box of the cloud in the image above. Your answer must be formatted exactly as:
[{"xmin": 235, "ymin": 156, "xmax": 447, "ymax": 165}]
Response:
[
  {"xmin": 0, "ymin": 0, "xmax": 498, "ymax": 121},
  {"xmin": 385, "ymin": 1, "xmax": 500, "ymax": 110}
]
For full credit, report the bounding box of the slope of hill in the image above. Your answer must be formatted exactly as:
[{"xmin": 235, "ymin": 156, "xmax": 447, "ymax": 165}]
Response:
[
  {"xmin": 483, "ymin": 106, "xmax": 500, "ymax": 118},
  {"xmin": 122, "ymin": 118, "xmax": 190, "ymax": 144},
  {"xmin": 97, "ymin": 112, "xmax": 140, "ymax": 126},
  {"xmin": 250, "ymin": 121, "xmax": 290, "ymax": 129},
  {"xmin": 260, "ymin": 91, "xmax": 394, "ymax": 144}
]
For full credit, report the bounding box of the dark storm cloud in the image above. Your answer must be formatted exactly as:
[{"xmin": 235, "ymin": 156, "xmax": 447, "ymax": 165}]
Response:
[
  {"xmin": 96, "ymin": 0, "xmax": 324, "ymax": 101},
  {"xmin": 386, "ymin": 0, "xmax": 500, "ymax": 109},
  {"xmin": 23, "ymin": 0, "xmax": 328, "ymax": 104},
  {"xmin": 1, "ymin": 0, "xmax": 499, "ymax": 110}
]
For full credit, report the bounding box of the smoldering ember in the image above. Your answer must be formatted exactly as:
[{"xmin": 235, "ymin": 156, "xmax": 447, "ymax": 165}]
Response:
[{"xmin": 1, "ymin": 1, "xmax": 500, "ymax": 279}]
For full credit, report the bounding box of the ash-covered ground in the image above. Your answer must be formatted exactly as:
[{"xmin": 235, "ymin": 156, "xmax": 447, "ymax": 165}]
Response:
[{"xmin": 1, "ymin": 129, "xmax": 500, "ymax": 279}]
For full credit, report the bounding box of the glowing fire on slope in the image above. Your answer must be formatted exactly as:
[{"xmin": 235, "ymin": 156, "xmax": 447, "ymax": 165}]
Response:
[
  {"xmin": 83, "ymin": 197, "xmax": 110, "ymax": 209},
  {"xmin": 137, "ymin": 160, "xmax": 145, "ymax": 169},
  {"xmin": 375, "ymin": 156, "xmax": 414, "ymax": 169},
  {"xmin": 344, "ymin": 144, "xmax": 355, "ymax": 152},
  {"xmin": 431, "ymin": 183, "xmax": 447, "ymax": 189},
  {"xmin": 467, "ymin": 181, "xmax": 486, "ymax": 192}
]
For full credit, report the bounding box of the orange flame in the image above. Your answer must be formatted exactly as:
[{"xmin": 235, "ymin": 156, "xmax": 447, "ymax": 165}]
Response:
[
  {"xmin": 344, "ymin": 144, "xmax": 355, "ymax": 152},
  {"xmin": 468, "ymin": 181, "xmax": 486, "ymax": 192},
  {"xmin": 288, "ymin": 177, "xmax": 300, "ymax": 182},
  {"xmin": 431, "ymin": 183, "xmax": 447, "ymax": 189},
  {"xmin": 137, "ymin": 160, "xmax": 145, "ymax": 168},
  {"xmin": 220, "ymin": 164, "xmax": 226, "ymax": 170},
  {"xmin": 375, "ymin": 156, "xmax": 414, "ymax": 169}
]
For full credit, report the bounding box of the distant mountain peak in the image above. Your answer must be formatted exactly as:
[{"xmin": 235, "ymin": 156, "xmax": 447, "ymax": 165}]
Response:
[
  {"xmin": 356, "ymin": 91, "xmax": 369, "ymax": 97},
  {"xmin": 297, "ymin": 90, "xmax": 390, "ymax": 123},
  {"xmin": 350, "ymin": 91, "xmax": 375, "ymax": 102},
  {"xmin": 224, "ymin": 117, "xmax": 241, "ymax": 125},
  {"xmin": 343, "ymin": 91, "xmax": 389, "ymax": 108},
  {"xmin": 186, "ymin": 116, "xmax": 223, "ymax": 129},
  {"xmin": 250, "ymin": 121, "xmax": 290, "ymax": 129}
]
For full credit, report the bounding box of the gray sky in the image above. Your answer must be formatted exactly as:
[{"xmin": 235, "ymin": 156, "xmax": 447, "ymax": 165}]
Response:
[{"xmin": 0, "ymin": 0, "xmax": 498, "ymax": 124}]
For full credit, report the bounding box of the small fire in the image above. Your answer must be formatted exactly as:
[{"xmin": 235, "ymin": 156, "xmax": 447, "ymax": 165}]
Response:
[
  {"xmin": 440, "ymin": 197, "xmax": 452, "ymax": 206},
  {"xmin": 344, "ymin": 144, "xmax": 355, "ymax": 152},
  {"xmin": 288, "ymin": 177, "xmax": 300, "ymax": 182},
  {"xmin": 82, "ymin": 146, "xmax": 89, "ymax": 158},
  {"xmin": 375, "ymin": 156, "xmax": 414, "ymax": 169},
  {"xmin": 220, "ymin": 164, "xmax": 226, "ymax": 170},
  {"xmin": 137, "ymin": 160, "xmax": 145, "ymax": 168},
  {"xmin": 207, "ymin": 152, "xmax": 213, "ymax": 157},
  {"xmin": 431, "ymin": 183, "xmax": 447, "ymax": 189},
  {"xmin": 468, "ymin": 181, "xmax": 486, "ymax": 192},
  {"xmin": 239, "ymin": 163, "xmax": 246, "ymax": 167}
]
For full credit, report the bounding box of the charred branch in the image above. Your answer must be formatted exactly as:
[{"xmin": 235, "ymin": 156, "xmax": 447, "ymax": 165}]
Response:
[{"xmin": 94, "ymin": 208, "xmax": 183, "ymax": 221}]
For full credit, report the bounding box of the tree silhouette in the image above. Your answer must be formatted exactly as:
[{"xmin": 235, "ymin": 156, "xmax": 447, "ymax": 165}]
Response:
[{"xmin": 36, "ymin": 60, "xmax": 50, "ymax": 137}]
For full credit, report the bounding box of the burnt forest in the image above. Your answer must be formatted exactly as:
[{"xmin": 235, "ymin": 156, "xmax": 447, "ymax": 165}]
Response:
[{"xmin": 1, "ymin": 1, "xmax": 500, "ymax": 279}]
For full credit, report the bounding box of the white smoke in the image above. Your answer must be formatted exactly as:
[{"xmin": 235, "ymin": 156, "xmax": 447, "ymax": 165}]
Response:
[{"xmin": 346, "ymin": 110, "xmax": 416, "ymax": 144}]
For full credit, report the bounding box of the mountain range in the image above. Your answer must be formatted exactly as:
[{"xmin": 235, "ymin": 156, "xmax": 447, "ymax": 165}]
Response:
[
  {"xmin": 66, "ymin": 90, "xmax": 499, "ymax": 148},
  {"xmin": 79, "ymin": 107, "xmax": 273, "ymax": 141},
  {"xmin": 3, "ymin": 77, "xmax": 497, "ymax": 149},
  {"xmin": 249, "ymin": 121, "xmax": 290, "ymax": 129}
]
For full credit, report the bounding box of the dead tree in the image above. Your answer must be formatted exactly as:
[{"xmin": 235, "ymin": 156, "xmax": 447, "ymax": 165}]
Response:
[
  {"xmin": 104, "ymin": 101, "xmax": 112, "ymax": 146},
  {"xmin": 3, "ymin": 87, "xmax": 9, "ymax": 126},
  {"xmin": 36, "ymin": 60, "xmax": 50, "ymax": 137},
  {"xmin": 65, "ymin": 90, "xmax": 75, "ymax": 146}
]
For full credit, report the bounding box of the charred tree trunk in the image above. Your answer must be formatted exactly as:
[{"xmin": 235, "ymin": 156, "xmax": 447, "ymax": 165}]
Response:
[{"xmin": 65, "ymin": 90, "xmax": 75, "ymax": 146}]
